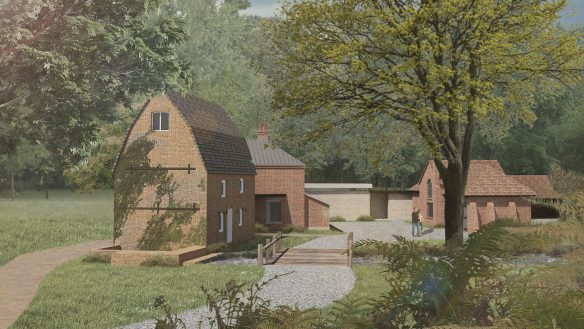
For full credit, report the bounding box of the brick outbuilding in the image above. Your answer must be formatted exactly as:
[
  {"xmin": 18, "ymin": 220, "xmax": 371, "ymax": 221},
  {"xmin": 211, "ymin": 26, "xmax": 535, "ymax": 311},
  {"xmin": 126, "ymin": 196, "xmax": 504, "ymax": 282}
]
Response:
[
  {"xmin": 247, "ymin": 125, "xmax": 329, "ymax": 230},
  {"xmin": 410, "ymin": 160, "xmax": 537, "ymax": 232},
  {"xmin": 114, "ymin": 91, "xmax": 256, "ymax": 251}
]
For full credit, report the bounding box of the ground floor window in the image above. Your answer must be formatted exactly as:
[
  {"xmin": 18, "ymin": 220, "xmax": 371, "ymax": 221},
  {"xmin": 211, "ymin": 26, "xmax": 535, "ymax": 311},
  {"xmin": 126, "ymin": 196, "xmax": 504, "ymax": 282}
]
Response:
[
  {"xmin": 427, "ymin": 202, "xmax": 433, "ymax": 218},
  {"xmin": 266, "ymin": 198, "xmax": 282, "ymax": 224},
  {"xmin": 239, "ymin": 208, "xmax": 243, "ymax": 226},
  {"xmin": 219, "ymin": 212, "xmax": 224, "ymax": 232}
]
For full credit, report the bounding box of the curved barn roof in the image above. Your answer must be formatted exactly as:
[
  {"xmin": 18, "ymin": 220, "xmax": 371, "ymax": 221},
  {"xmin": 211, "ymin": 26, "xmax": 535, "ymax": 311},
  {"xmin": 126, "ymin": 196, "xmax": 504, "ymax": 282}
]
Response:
[{"xmin": 166, "ymin": 91, "xmax": 256, "ymax": 175}]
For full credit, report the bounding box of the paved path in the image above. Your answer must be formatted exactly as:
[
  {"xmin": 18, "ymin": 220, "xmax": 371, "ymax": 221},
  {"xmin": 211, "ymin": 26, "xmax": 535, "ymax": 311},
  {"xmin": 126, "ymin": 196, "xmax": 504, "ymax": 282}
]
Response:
[
  {"xmin": 0, "ymin": 240, "xmax": 110, "ymax": 329},
  {"xmin": 331, "ymin": 220, "xmax": 468, "ymax": 242}
]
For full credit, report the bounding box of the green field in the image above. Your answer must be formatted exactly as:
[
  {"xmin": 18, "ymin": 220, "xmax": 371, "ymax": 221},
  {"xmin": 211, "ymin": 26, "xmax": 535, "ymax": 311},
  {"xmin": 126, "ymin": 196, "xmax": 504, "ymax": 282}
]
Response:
[
  {"xmin": 10, "ymin": 260, "xmax": 263, "ymax": 329},
  {"xmin": 0, "ymin": 189, "xmax": 113, "ymax": 266}
]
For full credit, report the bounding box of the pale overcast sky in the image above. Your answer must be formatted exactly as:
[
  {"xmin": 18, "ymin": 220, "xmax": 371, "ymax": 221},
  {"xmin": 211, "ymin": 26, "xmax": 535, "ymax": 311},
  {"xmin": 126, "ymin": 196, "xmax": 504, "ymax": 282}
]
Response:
[{"xmin": 243, "ymin": 0, "xmax": 584, "ymax": 26}]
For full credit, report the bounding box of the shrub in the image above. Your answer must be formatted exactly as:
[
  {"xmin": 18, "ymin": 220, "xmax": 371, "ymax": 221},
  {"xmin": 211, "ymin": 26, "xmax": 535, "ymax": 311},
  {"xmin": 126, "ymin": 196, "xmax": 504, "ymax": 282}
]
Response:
[
  {"xmin": 329, "ymin": 215, "xmax": 346, "ymax": 222},
  {"xmin": 356, "ymin": 215, "xmax": 375, "ymax": 222},
  {"xmin": 140, "ymin": 255, "xmax": 179, "ymax": 267},
  {"xmin": 207, "ymin": 242, "xmax": 228, "ymax": 253},
  {"xmin": 576, "ymin": 270, "xmax": 584, "ymax": 292},
  {"xmin": 255, "ymin": 223, "xmax": 269, "ymax": 233},
  {"xmin": 282, "ymin": 224, "xmax": 303, "ymax": 233},
  {"xmin": 83, "ymin": 251, "xmax": 112, "ymax": 263},
  {"xmin": 152, "ymin": 296, "xmax": 185, "ymax": 329}
]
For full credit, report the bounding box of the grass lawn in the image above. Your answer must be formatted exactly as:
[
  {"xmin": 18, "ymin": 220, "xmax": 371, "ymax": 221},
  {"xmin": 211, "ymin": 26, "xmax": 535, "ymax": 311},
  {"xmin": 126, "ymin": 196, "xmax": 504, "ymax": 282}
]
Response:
[
  {"xmin": 0, "ymin": 189, "xmax": 112, "ymax": 266},
  {"xmin": 10, "ymin": 260, "xmax": 263, "ymax": 329}
]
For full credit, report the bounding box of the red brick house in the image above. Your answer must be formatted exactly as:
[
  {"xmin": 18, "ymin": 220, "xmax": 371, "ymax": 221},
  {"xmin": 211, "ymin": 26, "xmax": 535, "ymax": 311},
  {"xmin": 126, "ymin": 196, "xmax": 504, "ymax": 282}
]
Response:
[
  {"xmin": 114, "ymin": 91, "xmax": 256, "ymax": 251},
  {"xmin": 247, "ymin": 124, "xmax": 329, "ymax": 230},
  {"xmin": 410, "ymin": 160, "xmax": 537, "ymax": 232}
]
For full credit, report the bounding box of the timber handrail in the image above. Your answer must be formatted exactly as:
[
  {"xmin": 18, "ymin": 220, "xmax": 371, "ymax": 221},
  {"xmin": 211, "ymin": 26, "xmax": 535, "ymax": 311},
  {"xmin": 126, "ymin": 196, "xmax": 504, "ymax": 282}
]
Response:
[
  {"xmin": 347, "ymin": 232, "xmax": 353, "ymax": 268},
  {"xmin": 257, "ymin": 231, "xmax": 283, "ymax": 266}
]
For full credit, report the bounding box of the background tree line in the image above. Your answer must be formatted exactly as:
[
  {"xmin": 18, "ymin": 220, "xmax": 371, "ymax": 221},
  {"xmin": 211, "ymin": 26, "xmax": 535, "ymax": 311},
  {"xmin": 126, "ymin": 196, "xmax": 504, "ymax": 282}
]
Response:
[{"xmin": 2, "ymin": 0, "xmax": 584, "ymax": 197}]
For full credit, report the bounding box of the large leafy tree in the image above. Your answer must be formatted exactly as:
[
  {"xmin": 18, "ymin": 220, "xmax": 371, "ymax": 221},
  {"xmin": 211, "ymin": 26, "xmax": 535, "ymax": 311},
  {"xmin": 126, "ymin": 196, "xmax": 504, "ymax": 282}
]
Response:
[
  {"xmin": 174, "ymin": 0, "xmax": 273, "ymax": 136},
  {"xmin": 272, "ymin": 0, "xmax": 583, "ymax": 243},
  {"xmin": 0, "ymin": 0, "xmax": 190, "ymax": 159}
]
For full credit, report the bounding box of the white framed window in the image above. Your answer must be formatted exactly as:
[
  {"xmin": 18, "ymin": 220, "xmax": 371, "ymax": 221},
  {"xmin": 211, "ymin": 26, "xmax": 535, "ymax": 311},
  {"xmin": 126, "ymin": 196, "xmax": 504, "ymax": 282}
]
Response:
[
  {"xmin": 239, "ymin": 178, "xmax": 244, "ymax": 193},
  {"xmin": 152, "ymin": 112, "xmax": 169, "ymax": 131},
  {"xmin": 221, "ymin": 179, "xmax": 226, "ymax": 198},
  {"xmin": 219, "ymin": 212, "xmax": 224, "ymax": 232},
  {"xmin": 238, "ymin": 208, "xmax": 243, "ymax": 226}
]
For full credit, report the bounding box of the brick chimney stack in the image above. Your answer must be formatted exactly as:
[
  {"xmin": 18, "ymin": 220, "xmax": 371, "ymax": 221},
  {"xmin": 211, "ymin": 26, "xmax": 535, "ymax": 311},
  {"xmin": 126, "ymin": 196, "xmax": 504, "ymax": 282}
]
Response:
[{"xmin": 257, "ymin": 123, "xmax": 269, "ymax": 140}]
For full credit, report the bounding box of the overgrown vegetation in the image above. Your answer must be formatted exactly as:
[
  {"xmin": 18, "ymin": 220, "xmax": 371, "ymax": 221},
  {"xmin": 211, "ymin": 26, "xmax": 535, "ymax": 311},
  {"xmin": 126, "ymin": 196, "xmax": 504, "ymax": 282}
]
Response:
[
  {"xmin": 0, "ymin": 189, "xmax": 111, "ymax": 266},
  {"xmin": 281, "ymin": 224, "xmax": 304, "ymax": 233},
  {"xmin": 254, "ymin": 223, "xmax": 269, "ymax": 233}
]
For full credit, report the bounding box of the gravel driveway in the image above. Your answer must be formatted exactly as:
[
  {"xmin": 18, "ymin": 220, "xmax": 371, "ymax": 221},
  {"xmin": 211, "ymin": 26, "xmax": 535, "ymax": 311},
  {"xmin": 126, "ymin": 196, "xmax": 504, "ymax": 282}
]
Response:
[
  {"xmin": 120, "ymin": 265, "xmax": 354, "ymax": 329},
  {"xmin": 331, "ymin": 220, "xmax": 468, "ymax": 242}
]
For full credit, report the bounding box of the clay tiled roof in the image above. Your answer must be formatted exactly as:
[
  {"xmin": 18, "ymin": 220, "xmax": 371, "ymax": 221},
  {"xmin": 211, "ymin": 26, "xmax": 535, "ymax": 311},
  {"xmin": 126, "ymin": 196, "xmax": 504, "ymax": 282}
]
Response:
[
  {"xmin": 167, "ymin": 91, "xmax": 256, "ymax": 175},
  {"xmin": 508, "ymin": 175, "xmax": 556, "ymax": 199},
  {"xmin": 246, "ymin": 139, "xmax": 305, "ymax": 167},
  {"xmin": 410, "ymin": 160, "xmax": 536, "ymax": 196}
]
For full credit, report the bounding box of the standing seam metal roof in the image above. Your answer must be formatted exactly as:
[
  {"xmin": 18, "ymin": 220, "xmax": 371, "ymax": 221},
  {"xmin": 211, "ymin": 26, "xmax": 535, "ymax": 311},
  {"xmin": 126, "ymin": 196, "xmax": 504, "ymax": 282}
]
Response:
[{"xmin": 246, "ymin": 139, "xmax": 305, "ymax": 167}]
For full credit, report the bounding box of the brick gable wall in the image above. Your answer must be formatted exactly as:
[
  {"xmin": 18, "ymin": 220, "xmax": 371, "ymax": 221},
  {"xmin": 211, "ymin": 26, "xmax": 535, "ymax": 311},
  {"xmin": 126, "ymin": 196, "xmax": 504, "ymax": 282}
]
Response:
[
  {"xmin": 115, "ymin": 95, "xmax": 255, "ymax": 250},
  {"xmin": 254, "ymin": 167, "xmax": 305, "ymax": 229}
]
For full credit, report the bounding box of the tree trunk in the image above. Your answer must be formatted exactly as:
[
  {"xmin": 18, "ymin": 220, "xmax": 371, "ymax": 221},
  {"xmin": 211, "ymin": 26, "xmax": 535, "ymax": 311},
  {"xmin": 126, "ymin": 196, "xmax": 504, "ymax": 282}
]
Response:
[
  {"xmin": 10, "ymin": 172, "xmax": 15, "ymax": 201},
  {"xmin": 44, "ymin": 174, "xmax": 49, "ymax": 199},
  {"xmin": 442, "ymin": 160, "xmax": 466, "ymax": 244}
]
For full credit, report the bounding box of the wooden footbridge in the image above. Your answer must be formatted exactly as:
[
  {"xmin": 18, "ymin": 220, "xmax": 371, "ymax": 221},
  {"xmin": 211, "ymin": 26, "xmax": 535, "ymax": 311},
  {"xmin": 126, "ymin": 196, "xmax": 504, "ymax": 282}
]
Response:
[{"xmin": 257, "ymin": 232, "xmax": 353, "ymax": 267}]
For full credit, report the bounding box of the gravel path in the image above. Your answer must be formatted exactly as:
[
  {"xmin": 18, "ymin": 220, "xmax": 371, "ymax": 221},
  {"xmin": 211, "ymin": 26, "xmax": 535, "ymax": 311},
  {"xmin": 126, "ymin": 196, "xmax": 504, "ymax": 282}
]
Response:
[
  {"xmin": 331, "ymin": 220, "xmax": 468, "ymax": 242},
  {"xmin": 120, "ymin": 265, "xmax": 355, "ymax": 329}
]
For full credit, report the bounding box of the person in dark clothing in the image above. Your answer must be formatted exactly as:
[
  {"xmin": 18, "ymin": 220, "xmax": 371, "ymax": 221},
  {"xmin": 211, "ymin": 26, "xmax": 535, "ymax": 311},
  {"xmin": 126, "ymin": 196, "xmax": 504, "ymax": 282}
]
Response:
[{"xmin": 412, "ymin": 207, "xmax": 421, "ymax": 237}]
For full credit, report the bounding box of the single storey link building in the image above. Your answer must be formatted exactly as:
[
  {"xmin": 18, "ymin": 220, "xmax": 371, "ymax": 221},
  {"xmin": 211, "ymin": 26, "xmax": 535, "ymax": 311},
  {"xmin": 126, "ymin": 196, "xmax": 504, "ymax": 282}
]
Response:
[{"xmin": 247, "ymin": 124, "xmax": 330, "ymax": 230}]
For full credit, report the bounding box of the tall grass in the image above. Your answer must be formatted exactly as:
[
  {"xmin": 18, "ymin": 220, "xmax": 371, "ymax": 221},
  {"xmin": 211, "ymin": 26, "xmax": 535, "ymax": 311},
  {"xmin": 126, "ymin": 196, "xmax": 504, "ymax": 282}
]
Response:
[
  {"xmin": 0, "ymin": 189, "xmax": 112, "ymax": 265},
  {"xmin": 10, "ymin": 260, "xmax": 263, "ymax": 329}
]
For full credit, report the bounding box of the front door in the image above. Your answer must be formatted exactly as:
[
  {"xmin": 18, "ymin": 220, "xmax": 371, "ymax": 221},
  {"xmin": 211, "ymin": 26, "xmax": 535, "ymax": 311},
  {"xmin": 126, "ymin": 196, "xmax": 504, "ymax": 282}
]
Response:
[{"xmin": 227, "ymin": 208, "xmax": 233, "ymax": 243}]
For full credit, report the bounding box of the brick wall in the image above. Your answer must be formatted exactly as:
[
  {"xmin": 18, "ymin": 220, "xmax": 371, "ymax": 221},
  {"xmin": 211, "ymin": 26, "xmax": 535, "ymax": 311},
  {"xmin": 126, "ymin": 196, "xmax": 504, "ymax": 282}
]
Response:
[
  {"xmin": 466, "ymin": 196, "xmax": 531, "ymax": 232},
  {"xmin": 412, "ymin": 161, "xmax": 445, "ymax": 226},
  {"xmin": 304, "ymin": 195, "xmax": 330, "ymax": 228},
  {"xmin": 116, "ymin": 96, "xmax": 208, "ymax": 250},
  {"xmin": 206, "ymin": 174, "xmax": 256, "ymax": 245},
  {"xmin": 254, "ymin": 167, "xmax": 305, "ymax": 229}
]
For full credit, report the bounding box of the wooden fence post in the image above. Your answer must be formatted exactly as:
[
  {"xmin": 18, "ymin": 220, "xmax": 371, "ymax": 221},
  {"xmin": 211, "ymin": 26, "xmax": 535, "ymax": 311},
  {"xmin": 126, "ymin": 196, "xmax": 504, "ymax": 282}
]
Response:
[
  {"xmin": 258, "ymin": 243, "xmax": 264, "ymax": 266},
  {"xmin": 347, "ymin": 232, "xmax": 353, "ymax": 268},
  {"xmin": 277, "ymin": 231, "xmax": 282, "ymax": 251},
  {"xmin": 265, "ymin": 239, "xmax": 271, "ymax": 262}
]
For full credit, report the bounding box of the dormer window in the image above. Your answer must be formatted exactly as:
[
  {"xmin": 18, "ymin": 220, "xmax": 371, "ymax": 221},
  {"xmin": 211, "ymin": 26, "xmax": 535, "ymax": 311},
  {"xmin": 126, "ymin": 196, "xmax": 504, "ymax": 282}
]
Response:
[
  {"xmin": 221, "ymin": 179, "xmax": 226, "ymax": 198},
  {"xmin": 152, "ymin": 112, "xmax": 169, "ymax": 131},
  {"xmin": 239, "ymin": 178, "xmax": 244, "ymax": 193}
]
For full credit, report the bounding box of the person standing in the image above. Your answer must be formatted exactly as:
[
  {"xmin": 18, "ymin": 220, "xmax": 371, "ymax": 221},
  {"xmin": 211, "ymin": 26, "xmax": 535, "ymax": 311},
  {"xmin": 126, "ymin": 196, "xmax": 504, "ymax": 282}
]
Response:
[
  {"xmin": 412, "ymin": 207, "xmax": 421, "ymax": 237},
  {"xmin": 417, "ymin": 209, "xmax": 423, "ymax": 237}
]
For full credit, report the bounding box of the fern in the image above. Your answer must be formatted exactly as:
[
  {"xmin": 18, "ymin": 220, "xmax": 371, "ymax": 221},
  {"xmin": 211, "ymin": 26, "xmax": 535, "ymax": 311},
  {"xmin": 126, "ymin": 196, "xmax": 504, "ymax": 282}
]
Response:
[
  {"xmin": 352, "ymin": 221, "xmax": 509, "ymax": 328},
  {"xmin": 535, "ymin": 165, "xmax": 584, "ymax": 222}
]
